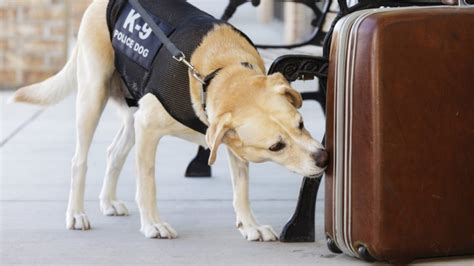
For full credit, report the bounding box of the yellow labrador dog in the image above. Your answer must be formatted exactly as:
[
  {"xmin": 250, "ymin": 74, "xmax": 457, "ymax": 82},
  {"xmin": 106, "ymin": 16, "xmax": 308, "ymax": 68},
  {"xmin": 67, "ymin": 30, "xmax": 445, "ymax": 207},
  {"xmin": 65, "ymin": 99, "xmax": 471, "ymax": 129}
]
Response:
[{"xmin": 11, "ymin": 0, "xmax": 328, "ymax": 241}]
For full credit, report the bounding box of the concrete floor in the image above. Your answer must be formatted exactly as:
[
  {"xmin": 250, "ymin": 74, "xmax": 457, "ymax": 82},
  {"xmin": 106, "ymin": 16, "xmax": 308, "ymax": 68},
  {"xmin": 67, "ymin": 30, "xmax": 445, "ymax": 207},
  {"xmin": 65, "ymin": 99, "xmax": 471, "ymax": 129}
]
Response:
[
  {"xmin": 2, "ymin": 90, "xmax": 337, "ymax": 265},
  {"xmin": 1, "ymin": 90, "xmax": 472, "ymax": 265},
  {"xmin": 1, "ymin": 1, "xmax": 473, "ymax": 265}
]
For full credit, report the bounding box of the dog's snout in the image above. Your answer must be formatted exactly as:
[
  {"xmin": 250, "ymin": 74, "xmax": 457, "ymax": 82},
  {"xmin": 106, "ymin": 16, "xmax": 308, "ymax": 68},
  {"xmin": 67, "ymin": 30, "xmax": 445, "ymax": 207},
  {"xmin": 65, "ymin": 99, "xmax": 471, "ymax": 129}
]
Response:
[{"xmin": 312, "ymin": 149, "xmax": 329, "ymax": 168}]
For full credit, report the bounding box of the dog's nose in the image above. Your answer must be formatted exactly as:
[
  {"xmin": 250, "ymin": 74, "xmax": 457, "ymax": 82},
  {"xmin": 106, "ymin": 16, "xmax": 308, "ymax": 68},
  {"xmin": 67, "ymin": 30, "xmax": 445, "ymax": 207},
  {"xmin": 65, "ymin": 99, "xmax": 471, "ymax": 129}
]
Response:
[{"xmin": 312, "ymin": 149, "xmax": 329, "ymax": 168}]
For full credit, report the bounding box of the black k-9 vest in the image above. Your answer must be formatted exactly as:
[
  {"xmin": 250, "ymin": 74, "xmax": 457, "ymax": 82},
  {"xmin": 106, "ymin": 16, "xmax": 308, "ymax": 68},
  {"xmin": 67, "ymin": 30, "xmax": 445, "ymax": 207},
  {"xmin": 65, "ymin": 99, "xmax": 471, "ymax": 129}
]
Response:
[{"xmin": 106, "ymin": 0, "xmax": 232, "ymax": 134}]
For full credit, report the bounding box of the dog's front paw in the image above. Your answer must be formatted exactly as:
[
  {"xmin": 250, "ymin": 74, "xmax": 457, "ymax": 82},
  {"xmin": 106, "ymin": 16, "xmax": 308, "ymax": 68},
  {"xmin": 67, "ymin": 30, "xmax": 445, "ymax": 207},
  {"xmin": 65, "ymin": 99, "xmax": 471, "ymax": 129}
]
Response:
[
  {"xmin": 238, "ymin": 223, "xmax": 278, "ymax": 242},
  {"xmin": 66, "ymin": 212, "xmax": 91, "ymax": 230},
  {"xmin": 141, "ymin": 222, "xmax": 178, "ymax": 239},
  {"xmin": 100, "ymin": 200, "xmax": 129, "ymax": 216}
]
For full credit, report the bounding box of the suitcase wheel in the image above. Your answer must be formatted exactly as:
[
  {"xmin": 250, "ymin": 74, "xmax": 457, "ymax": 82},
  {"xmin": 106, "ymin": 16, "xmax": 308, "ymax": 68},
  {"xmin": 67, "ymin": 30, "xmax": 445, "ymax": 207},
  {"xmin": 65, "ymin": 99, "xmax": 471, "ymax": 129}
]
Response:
[
  {"xmin": 357, "ymin": 244, "xmax": 376, "ymax": 262},
  {"xmin": 326, "ymin": 236, "xmax": 342, "ymax": 254}
]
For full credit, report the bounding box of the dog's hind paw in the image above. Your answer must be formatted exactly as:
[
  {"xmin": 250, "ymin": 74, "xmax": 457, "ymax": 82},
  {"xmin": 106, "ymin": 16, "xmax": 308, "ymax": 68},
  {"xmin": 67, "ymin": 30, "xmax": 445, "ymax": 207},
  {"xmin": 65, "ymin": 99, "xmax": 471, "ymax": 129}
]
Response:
[
  {"xmin": 66, "ymin": 212, "xmax": 91, "ymax": 230},
  {"xmin": 141, "ymin": 222, "xmax": 178, "ymax": 239},
  {"xmin": 239, "ymin": 224, "xmax": 278, "ymax": 242},
  {"xmin": 100, "ymin": 200, "xmax": 129, "ymax": 216}
]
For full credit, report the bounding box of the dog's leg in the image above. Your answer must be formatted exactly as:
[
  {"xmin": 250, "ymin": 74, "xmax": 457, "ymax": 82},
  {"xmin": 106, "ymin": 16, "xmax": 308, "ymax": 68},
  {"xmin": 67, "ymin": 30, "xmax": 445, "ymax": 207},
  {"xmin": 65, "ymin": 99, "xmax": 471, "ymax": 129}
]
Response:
[
  {"xmin": 133, "ymin": 94, "xmax": 177, "ymax": 239},
  {"xmin": 99, "ymin": 99, "xmax": 135, "ymax": 216},
  {"xmin": 66, "ymin": 80, "xmax": 108, "ymax": 230},
  {"xmin": 227, "ymin": 149, "xmax": 278, "ymax": 241},
  {"xmin": 61, "ymin": 0, "xmax": 116, "ymax": 230}
]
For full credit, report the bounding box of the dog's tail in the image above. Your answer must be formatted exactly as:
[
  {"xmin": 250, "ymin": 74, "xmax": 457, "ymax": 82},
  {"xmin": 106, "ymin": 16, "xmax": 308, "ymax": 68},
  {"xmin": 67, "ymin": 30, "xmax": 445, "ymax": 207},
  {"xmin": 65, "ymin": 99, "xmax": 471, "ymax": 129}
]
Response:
[{"xmin": 10, "ymin": 46, "xmax": 78, "ymax": 106}]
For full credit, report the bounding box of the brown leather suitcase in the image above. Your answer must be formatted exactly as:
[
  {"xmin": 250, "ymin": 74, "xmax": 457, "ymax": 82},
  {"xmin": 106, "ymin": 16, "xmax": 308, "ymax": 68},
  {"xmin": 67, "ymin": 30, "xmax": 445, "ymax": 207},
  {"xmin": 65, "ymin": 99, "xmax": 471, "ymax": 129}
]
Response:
[{"xmin": 325, "ymin": 4, "xmax": 474, "ymax": 263}]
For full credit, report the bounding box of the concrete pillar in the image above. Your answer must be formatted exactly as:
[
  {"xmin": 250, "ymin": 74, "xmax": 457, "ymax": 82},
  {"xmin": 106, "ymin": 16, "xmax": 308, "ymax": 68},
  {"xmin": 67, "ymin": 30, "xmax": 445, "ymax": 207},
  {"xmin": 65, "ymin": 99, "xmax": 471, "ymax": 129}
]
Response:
[
  {"xmin": 284, "ymin": 2, "xmax": 313, "ymax": 44},
  {"xmin": 258, "ymin": 0, "xmax": 274, "ymax": 24}
]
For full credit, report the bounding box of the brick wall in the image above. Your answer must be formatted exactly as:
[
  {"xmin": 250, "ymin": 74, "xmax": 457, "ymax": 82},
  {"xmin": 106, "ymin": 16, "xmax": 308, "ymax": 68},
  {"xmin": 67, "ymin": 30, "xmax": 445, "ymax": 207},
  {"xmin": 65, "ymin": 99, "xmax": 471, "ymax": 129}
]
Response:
[{"xmin": 0, "ymin": 0, "xmax": 92, "ymax": 89}]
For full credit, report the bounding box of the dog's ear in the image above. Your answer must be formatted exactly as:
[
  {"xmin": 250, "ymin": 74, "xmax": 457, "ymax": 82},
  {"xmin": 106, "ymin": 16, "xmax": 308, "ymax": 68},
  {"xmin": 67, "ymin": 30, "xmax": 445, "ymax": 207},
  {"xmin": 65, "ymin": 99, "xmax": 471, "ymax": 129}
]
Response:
[
  {"xmin": 269, "ymin": 73, "xmax": 303, "ymax": 109},
  {"xmin": 206, "ymin": 113, "xmax": 233, "ymax": 165},
  {"xmin": 275, "ymin": 85, "xmax": 303, "ymax": 109}
]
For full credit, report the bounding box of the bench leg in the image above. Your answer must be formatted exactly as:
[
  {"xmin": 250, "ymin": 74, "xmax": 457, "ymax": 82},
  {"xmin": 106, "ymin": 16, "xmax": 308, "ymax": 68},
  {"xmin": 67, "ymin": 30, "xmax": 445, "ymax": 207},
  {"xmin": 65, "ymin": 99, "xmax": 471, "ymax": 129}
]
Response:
[
  {"xmin": 185, "ymin": 146, "xmax": 212, "ymax": 178},
  {"xmin": 301, "ymin": 90, "xmax": 326, "ymax": 112},
  {"xmin": 280, "ymin": 176, "xmax": 322, "ymax": 242}
]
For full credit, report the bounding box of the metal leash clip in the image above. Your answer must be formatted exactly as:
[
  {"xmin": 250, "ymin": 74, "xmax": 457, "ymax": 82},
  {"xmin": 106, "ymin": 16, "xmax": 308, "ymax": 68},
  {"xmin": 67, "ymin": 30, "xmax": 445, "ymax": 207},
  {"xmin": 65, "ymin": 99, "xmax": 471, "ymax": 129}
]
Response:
[{"xmin": 173, "ymin": 52, "xmax": 206, "ymax": 85}]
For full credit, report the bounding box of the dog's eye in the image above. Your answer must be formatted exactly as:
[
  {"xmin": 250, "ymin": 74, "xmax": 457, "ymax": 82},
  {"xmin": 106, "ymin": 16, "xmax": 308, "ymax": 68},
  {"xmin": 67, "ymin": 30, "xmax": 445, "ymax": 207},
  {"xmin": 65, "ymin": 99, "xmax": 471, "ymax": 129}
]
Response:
[
  {"xmin": 298, "ymin": 120, "xmax": 304, "ymax": 130},
  {"xmin": 269, "ymin": 142, "xmax": 286, "ymax": 152}
]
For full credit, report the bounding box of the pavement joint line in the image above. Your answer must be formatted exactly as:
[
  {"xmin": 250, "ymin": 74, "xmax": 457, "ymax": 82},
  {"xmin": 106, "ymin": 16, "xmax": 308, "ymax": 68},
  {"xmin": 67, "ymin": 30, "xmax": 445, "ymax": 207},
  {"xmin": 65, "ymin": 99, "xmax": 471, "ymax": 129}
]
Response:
[{"xmin": 0, "ymin": 109, "xmax": 45, "ymax": 148}]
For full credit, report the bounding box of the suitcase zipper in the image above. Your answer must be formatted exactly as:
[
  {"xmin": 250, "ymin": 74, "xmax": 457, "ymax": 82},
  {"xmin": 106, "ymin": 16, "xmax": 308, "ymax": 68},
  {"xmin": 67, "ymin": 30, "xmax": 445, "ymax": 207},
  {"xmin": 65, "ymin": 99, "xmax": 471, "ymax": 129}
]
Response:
[
  {"xmin": 333, "ymin": 9, "xmax": 369, "ymax": 258},
  {"xmin": 333, "ymin": 7, "xmax": 392, "ymax": 258}
]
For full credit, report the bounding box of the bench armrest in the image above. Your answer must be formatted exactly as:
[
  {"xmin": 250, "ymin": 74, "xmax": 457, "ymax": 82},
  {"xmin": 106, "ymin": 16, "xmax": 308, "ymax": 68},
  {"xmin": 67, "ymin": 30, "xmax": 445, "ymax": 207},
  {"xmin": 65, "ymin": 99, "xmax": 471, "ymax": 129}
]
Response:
[
  {"xmin": 268, "ymin": 54, "xmax": 328, "ymax": 82},
  {"xmin": 221, "ymin": 0, "xmax": 261, "ymax": 21}
]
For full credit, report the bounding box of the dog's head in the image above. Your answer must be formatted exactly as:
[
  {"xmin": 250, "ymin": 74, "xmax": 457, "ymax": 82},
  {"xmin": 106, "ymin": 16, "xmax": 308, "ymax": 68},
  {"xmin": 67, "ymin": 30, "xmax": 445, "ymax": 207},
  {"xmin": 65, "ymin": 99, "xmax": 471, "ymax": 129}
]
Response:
[{"xmin": 206, "ymin": 71, "xmax": 328, "ymax": 177}]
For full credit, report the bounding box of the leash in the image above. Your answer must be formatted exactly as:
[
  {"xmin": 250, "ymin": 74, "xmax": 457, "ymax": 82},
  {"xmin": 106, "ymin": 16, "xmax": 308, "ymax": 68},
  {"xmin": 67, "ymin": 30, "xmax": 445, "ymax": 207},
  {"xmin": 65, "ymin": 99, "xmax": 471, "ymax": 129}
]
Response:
[
  {"xmin": 128, "ymin": 0, "xmax": 206, "ymax": 86},
  {"xmin": 127, "ymin": 0, "xmax": 255, "ymax": 111}
]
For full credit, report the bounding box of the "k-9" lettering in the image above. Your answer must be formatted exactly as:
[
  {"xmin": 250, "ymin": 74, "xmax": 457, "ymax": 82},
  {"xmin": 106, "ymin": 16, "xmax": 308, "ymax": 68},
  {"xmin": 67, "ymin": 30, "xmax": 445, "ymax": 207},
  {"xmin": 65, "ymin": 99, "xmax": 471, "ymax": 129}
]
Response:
[{"xmin": 123, "ymin": 9, "xmax": 152, "ymax": 40}]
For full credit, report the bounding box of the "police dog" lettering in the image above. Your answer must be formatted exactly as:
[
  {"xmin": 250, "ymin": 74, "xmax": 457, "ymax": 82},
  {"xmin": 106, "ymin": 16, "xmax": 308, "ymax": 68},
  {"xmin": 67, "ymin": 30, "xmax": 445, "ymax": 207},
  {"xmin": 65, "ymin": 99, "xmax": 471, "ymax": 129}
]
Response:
[{"xmin": 112, "ymin": 3, "xmax": 173, "ymax": 69}]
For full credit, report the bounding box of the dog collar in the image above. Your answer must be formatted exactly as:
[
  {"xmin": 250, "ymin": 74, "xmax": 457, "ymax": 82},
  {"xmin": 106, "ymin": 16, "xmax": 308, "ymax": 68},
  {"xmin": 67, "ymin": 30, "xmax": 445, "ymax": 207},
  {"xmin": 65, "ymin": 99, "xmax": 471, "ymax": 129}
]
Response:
[{"xmin": 201, "ymin": 62, "xmax": 254, "ymax": 110}]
